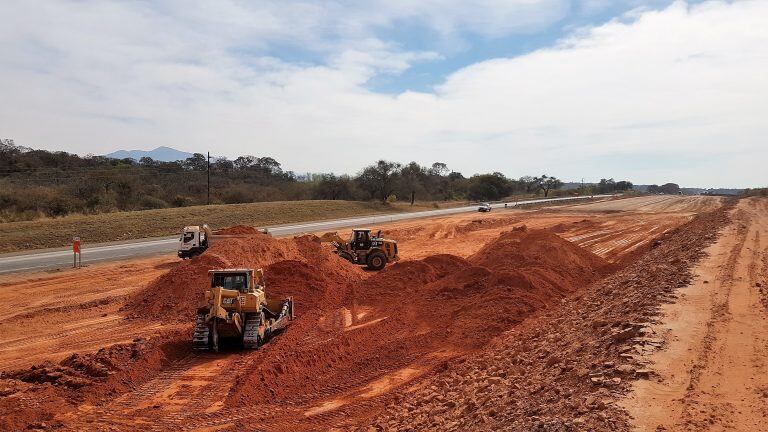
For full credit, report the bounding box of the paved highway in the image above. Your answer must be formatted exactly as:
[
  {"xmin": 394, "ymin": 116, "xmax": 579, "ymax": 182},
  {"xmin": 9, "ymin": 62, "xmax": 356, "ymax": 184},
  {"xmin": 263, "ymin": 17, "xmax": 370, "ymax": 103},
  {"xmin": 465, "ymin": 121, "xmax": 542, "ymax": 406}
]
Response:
[{"xmin": 0, "ymin": 195, "xmax": 610, "ymax": 275}]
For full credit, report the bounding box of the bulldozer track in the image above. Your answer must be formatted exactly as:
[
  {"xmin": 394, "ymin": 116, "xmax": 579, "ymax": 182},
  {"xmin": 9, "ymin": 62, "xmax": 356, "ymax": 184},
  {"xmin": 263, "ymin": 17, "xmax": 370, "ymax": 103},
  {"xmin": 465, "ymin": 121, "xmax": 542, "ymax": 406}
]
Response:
[
  {"xmin": 192, "ymin": 312, "xmax": 210, "ymax": 350},
  {"xmin": 178, "ymin": 354, "xmax": 433, "ymax": 431},
  {"xmin": 243, "ymin": 312, "xmax": 263, "ymax": 349},
  {"xmin": 65, "ymin": 355, "xmax": 198, "ymax": 423},
  {"xmin": 139, "ymin": 348, "xmax": 423, "ymax": 431}
]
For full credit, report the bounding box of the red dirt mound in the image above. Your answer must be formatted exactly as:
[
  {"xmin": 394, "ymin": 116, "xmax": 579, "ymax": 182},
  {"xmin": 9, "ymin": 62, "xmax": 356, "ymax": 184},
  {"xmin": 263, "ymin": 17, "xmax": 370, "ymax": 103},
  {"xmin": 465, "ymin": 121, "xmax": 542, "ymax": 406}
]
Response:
[
  {"xmin": 0, "ymin": 330, "xmax": 189, "ymax": 430},
  {"xmin": 214, "ymin": 225, "xmax": 261, "ymax": 235},
  {"xmin": 263, "ymin": 259, "xmax": 354, "ymax": 310},
  {"xmin": 470, "ymin": 225, "xmax": 609, "ymax": 283},
  {"xmin": 229, "ymin": 228, "xmax": 610, "ymax": 407},
  {"xmin": 1, "ymin": 331, "xmax": 188, "ymax": 397},
  {"xmin": 422, "ymin": 254, "xmax": 473, "ymax": 276},
  {"xmin": 456, "ymin": 217, "xmax": 522, "ymax": 235},
  {"xmin": 124, "ymin": 232, "xmax": 361, "ymax": 321},
  {"xmin": 355, "ymin": 227, "xmax": 608, "ymax": 349}
]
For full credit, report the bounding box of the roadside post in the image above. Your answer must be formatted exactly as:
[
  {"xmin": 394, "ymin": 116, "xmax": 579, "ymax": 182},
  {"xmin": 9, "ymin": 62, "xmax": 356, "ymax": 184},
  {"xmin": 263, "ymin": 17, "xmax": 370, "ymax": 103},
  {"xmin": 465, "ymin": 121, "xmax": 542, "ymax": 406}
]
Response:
[{"xmin": 73, "ymin": 237, "xmax": 81, "ymax": 268}]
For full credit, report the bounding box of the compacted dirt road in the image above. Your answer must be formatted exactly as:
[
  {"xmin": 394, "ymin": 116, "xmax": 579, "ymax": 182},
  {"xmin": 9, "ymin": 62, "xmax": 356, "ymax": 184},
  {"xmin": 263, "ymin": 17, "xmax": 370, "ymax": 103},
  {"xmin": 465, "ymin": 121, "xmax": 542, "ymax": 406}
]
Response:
[
  {"xmin": 0, "ymin": 257, "xmax": 178, "ymax": 372},
  {"xmin": 0, "ymin": 195, "xmax": 729, "ymax": 431},
  {"xmin": 622, "ymin": 197, "xmax": 768, "ymax": 431}
]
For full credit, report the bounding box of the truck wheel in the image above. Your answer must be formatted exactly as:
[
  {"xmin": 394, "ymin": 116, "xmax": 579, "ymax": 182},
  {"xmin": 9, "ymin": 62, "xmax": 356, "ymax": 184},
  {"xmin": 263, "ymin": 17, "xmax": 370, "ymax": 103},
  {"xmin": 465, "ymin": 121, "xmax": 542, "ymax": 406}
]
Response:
[{"xmin": 366, "ymin": 251, "xmax": 387, "ymax": 270}]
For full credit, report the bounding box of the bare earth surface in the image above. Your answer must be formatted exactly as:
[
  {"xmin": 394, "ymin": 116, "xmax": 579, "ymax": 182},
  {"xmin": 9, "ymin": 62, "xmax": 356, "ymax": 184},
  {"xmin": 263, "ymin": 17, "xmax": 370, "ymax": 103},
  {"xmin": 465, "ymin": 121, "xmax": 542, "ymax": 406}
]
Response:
[
  {"xmin": 622, "ymin": 197, "xmax": 768, "ymax": 431},
  {"xmin": 0, "ymin": 257, "xmax": 178, "ymax": 371},
  {"xmin": 0, "ymin": 195, "xmax": 734, "ymax": 431}
]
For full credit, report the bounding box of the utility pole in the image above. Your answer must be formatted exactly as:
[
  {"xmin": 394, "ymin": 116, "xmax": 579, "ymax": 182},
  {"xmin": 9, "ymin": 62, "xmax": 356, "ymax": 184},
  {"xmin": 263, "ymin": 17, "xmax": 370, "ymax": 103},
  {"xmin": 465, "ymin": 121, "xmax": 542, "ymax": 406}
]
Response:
[{"xmin": 207, "ymin": 152, "xmax": 211, "ymax": 205}]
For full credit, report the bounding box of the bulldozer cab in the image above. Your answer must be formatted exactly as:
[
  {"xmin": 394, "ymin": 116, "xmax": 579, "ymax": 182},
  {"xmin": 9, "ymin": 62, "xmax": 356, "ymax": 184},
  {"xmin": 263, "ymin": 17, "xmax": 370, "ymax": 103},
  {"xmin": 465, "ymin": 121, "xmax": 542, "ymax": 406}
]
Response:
[
  {"xmin": 211, "ymin": 271, "xmax": 249, "ymax": 293},
  {"xmin": 209, "ymin": 269, "xmax": 263, "ymax": 293}
]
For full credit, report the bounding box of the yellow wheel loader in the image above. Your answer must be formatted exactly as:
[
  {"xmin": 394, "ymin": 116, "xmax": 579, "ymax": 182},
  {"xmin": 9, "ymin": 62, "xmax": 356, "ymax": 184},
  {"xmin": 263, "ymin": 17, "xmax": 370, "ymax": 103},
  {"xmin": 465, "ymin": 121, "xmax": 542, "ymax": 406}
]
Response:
[
  {"xmin": 193, "ymin": 269, "xmax": 294, "ymax": 351},
  {"xmin": 318, "ymin": 228, "xmax": 398, "ymax": 270}
]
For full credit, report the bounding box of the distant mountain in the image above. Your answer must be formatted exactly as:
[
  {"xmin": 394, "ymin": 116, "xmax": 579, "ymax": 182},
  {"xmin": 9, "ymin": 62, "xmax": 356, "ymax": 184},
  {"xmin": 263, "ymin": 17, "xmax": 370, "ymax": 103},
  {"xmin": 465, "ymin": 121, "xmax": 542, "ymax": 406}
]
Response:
[{"xmin": 105, "ymin": 146, "xmax": 193, "ymax": 162}]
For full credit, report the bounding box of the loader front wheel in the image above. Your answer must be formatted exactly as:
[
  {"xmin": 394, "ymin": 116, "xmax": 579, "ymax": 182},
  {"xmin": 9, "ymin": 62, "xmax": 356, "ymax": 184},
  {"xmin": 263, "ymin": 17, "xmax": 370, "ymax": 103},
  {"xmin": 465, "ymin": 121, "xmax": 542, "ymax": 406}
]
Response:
[{"xmin": 366, "ymin": 251, "xmax": 387, "ymax": 270}]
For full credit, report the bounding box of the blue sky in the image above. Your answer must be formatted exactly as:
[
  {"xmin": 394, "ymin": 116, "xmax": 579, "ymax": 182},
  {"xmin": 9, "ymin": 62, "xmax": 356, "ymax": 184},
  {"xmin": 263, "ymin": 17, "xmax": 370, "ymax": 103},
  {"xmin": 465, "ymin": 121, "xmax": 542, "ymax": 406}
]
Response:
[
  {"xmin": 368, "ymin": 0, "xmax": 679, "ymax": 93},
  {"xmin": 0, "ymin": 0, "xmax": 766, "ymax": 188}
]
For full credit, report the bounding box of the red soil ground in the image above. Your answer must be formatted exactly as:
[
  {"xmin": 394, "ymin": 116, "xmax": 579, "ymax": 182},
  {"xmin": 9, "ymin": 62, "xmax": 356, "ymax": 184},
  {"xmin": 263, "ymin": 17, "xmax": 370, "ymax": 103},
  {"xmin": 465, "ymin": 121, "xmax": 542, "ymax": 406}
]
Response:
[{"xmin": 0, "ymin": 196, "xmax": 727, "ymax": 431}]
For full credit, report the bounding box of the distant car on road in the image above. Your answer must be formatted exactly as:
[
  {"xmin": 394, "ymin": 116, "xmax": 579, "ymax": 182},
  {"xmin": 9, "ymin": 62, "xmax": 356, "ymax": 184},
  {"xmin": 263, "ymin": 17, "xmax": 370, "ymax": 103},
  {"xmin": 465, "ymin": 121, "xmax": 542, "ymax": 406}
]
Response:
[{"xmin": 478, "ymin": 203, "xmax": 492, "ymax": 212}]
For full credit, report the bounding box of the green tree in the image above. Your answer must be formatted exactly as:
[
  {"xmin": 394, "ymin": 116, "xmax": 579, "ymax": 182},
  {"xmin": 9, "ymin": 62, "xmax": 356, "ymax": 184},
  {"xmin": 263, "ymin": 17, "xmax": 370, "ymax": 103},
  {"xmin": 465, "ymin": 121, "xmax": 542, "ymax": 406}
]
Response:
[
  {"xmin": 468, "ymin": 172, "xmax": 513, "ymax": 201},
  {"xmin": 399, "ymin": 162, "xmax": 427, "ymax": 205},
  {"xmin": 536, "ymin": 174, "xmax": 563, "ymax": 197},
  {"xmin": 357, "ymin": 160, "xmax": 402, "ymax": 203},
  {"xmin": 519, "ymin": 176, "xmax": 538, "ymax": 194},
  {"xmin": 314, "ymin": 174, "xmax": 355, "ymax": 200},
  {"xmin": 659, "ymin": 183, "xmax": 680, "ymax": 194},
  {"xmin": 597, "ymin": 178, "xmax": 616, "ymax": 194},
  {"xmin": 182, "ymin": 153, "xmax": 207, "ymax": 171}
]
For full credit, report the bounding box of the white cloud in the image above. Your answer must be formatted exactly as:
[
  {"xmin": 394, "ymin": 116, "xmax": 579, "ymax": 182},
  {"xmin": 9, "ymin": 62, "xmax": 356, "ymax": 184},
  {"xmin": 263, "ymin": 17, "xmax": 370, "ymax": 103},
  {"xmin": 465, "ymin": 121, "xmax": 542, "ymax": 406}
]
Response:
[{"xmin": 0, "ymin": 1, "xmax": 766, "ymax": 188}]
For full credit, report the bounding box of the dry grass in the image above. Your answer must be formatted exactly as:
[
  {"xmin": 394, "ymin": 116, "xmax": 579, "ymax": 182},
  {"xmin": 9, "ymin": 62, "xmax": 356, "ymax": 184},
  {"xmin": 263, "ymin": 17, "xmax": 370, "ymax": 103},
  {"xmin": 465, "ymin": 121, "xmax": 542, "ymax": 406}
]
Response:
[{"xmin": 0, "ymin": 200, "xmax": 462, "ymax": 253}]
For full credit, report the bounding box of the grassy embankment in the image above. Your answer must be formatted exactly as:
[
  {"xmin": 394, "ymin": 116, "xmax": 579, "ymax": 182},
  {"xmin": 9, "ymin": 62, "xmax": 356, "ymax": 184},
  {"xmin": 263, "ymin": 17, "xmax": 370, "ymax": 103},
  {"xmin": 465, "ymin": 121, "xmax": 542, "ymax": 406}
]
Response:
[{"xmin": 0, "ymin": 200, "xmax": 460, "ymax": 253}]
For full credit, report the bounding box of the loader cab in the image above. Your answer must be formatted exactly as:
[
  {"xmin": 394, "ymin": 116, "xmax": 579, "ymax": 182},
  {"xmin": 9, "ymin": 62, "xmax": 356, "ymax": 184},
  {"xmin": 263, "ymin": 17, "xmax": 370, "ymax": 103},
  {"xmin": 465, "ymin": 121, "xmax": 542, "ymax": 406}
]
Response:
[{"xmin": 351, "ymin": 229, "xmax": 372, "ymax": 251}]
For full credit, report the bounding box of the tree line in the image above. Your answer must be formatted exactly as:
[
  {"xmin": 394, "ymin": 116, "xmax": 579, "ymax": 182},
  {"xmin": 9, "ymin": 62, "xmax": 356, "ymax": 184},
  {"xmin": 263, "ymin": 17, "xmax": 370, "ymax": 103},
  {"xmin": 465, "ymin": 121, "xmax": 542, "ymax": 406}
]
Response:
[{"xmin": 0, "ymin": 140, "xmax": 626, "ymax": 221}]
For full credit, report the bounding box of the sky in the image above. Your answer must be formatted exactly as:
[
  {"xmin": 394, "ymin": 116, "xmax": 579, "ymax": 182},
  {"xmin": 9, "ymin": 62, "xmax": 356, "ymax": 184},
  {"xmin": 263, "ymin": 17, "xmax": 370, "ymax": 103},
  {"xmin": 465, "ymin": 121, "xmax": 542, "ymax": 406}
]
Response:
[{"xmin": 0, "ymin": 0, "xmax": 766, "ymax": 188}]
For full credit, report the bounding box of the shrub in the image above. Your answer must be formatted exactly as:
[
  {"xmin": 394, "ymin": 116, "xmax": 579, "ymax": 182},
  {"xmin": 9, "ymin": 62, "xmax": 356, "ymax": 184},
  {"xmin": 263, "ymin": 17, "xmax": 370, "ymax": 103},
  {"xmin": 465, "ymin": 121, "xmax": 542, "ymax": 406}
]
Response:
[
  {"xmin": 171, "ymin": 195, "xmax": 192, "ymax": 207},
  {"xmin": 139, "ymin": 195, "xmax": 170, "ymax": 209}
]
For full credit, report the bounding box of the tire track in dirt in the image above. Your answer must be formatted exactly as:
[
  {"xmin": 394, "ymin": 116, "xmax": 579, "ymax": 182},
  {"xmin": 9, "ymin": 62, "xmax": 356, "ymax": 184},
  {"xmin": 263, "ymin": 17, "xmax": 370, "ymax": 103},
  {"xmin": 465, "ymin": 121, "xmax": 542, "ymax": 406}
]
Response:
[
  {"xmin": 675, "ymin": 210, "xmax": 748, "ymax": 430},
  {"xmin": 623, "ymin": 198, "xmax": 768, "ymax": 431}
]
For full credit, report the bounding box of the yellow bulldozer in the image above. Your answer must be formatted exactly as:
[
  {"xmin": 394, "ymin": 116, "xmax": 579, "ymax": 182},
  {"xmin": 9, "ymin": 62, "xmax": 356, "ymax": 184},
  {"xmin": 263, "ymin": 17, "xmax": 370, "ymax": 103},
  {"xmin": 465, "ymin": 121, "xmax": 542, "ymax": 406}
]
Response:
[
  {"xmin": 193, "ymin": 268, "xmax": 294, "ymax": 351},
  {"xmin": 318, "ymin": 228, "xmax": 398, "ymax": 270}
]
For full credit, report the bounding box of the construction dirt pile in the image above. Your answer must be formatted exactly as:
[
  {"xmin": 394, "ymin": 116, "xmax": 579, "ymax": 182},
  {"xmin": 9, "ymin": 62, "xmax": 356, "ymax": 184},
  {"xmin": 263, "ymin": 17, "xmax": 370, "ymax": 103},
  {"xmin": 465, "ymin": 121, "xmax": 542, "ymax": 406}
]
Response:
[
  {"xmin": 0, "ymin": 329, "xmax": 188, "ymax": 431},
  {"xmin": 124, "ymin": 227, "xmax": 363, "ymax": 321},
  {"xmin": 226, "ymin": 227, "xmax": 609, "ymax": 410},
  {"xmin": 369, "ymin": 203, "xmax": 733, "ymax": 431},
  {"xmin": 2, "ymin": 229, "xmax": 368, "ymax": 430},
  {"xmin": 471, "ymin": 226, "xmax": 611, "ymax": 283}
]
